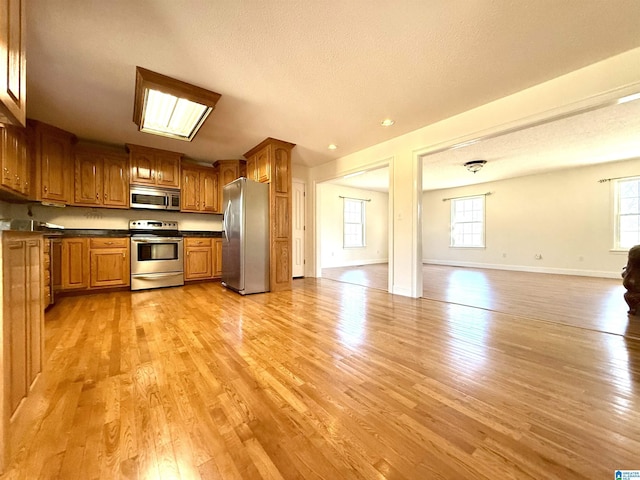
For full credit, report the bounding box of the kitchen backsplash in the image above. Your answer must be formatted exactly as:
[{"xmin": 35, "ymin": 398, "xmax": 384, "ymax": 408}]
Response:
[{"xmin": 2, "ymin": 201, "xmax": 223, "ymax": 231}]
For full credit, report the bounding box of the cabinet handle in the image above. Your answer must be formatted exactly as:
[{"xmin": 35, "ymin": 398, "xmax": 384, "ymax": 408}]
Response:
[
  {"xmin": 105, "ymin": 241, "xmax": 113, "ymax": 245},
  {"xmin": 158, "ymin": 172, "xmax": 162, "ymax": 180},
  {"xmin": 187, "ymin": 251, "xmax": 190, "ymax": 256},
  {"xmin": 104, "ymin": 193, "xmax": 107, "ymax": 200},
  {"xmin": 44, "ymin": 185, "xmax": 48, "ymax": 193},
  {"xmin": 122, "ymin": 252, "xmax": 125, "ymax": 258},
  {"xmin": 96, "ymin": 192, "xmax": 99, "ymax": 200}
]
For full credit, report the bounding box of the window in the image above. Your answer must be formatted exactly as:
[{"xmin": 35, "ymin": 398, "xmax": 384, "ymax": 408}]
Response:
[
  {"xmin": 343, "ymin": 198, "xmax": 366, "ymax": 248},
  {"xmin": 615, "ymin": 177, "xmax": 640, "ymax": 249},
  {"xmin": 450, "ymin": 195, "xmax": 485, "ymax": 247}
]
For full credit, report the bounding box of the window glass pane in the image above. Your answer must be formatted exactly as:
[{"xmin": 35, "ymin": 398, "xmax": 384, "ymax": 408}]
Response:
[
  {"xmin": 450, "ymin": 196, "xmax": 485, "ymax": 248},
  {"xmin": 344, "ymin": 198, "xmax": 366, "ymax": 247}
]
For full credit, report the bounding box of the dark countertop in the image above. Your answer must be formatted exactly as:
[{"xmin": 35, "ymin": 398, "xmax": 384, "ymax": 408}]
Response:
[
  {"xmin": 37, "ymin": 228, "xmax": 223, "ymax": 238},
  {"xmin": 180, "ymin": 230, "xmax": 223, "ymax": 238}
]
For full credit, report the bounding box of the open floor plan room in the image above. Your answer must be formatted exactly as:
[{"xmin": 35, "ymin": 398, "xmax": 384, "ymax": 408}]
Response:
[{"xmin": 5, "ymin": 277, "xmax": 639, "ymax": 479}]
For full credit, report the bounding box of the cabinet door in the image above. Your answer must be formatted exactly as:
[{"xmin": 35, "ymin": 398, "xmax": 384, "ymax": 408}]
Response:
[
  {"xmin": 26, "ymin": 239, "xmax": 42, "ymax": 385},
  {"xmin": 156, "ymin": 153, "xmax": 180, "ymax": 188},
  {"xmin": 0, "ymin": 0, "xmax": 26, "ymax": 127},
  {"xmin": 40, "ymin": 129, "xmax": 72, "ymax": 203},
  {"xmin": 4, "ymin": 239, "xmax": 27, "ymax": 414},
  {"xmin": 213, "ymin": 238, "xmax": 223, "ymax": 277},
  {"xmin": 185, "ymin": 246, "xmax": 213, "ymax": 280},
  {"xmin": 181, "ymin": 168, "xmax": 200, "ymax": 212},
  {"xmin": 256, "ymin": 148, "xmax": 270, "ymax": 183},
  {"xmin": 103, "ymin": 154, "xmax": 129, "ymax": 208},
  {"xmin": 90, "ymin": 247, "xmax": 129, "ymax": 288},
  {"xmin": 246, "ymin": 156, "xmax": 258, "ymax": 182},
  {"xmin": 130, "ymin": 150, "xmax": 155, "ymax": 185},
  {"xmin": 1, "ymin": 126, "xmax": 16, "ymax": 190},
  {"xmin": 1, "ymin": 124, "xmax": 28, "ymax": 195},
  {"xmin": 62, "ymin": 238, "xmax": 88, "ymax": 290},
  {"xmin": 15, "ymin": 126, "xmax": 28, "ymax": 195},
  {"xmin": 201, "ymin": 169, "xmax": 219, "ymax": 213},
  {"xmin": 74, "ymin": 152, "xmax": 101, "ymax": 205}
]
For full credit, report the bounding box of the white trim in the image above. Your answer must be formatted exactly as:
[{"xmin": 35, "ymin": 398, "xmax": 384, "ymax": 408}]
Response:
[
  {"xmin": 392, "ymin": 285, "xmax": 414, "ymax": 297},
  {"xmin": 422, "ymin": 259, "xmax": 621, "ymax": 279},
  {"xmin": 324, "ymin": 259, "xmax": 389, "ymax": 268}
]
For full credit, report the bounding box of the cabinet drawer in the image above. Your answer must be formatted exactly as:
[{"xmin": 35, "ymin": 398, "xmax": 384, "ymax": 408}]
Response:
[
  {"xmin": 90, "ymin": 237, "xmax": 128, "ymax": 249},
  {"xmin": 185, "ymin": 237, "xmax": 212, "ymax": 247}
]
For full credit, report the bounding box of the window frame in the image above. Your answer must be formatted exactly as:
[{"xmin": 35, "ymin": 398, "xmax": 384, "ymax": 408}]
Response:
[
  {"xmin": 343, "ymin": 198, "xmax": 366, "ymax": 248},
  {"xmin": 450, "ymin": 195, "xmax": 486, "ymax": 248},
  {"xmin": 614, "ymin": 176, "xmax": 640, "ymax": 251}
]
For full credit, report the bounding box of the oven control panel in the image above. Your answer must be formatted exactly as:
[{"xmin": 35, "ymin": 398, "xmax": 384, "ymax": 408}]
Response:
[{"xmin": 129, "ymin": 220, "xmax": 179, "ymax": 231}]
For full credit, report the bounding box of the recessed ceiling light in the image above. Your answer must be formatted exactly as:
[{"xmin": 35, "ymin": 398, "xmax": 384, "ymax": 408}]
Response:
[
  {"xmin": 381, "ymin": 119, "xmax": 395, "ymax": 127},
  {"xmin": 328, "ymin": 144, "xmax": 338, "ymax": 150},
  {"xmin": 133, "ymin": 67, "xmax": 222, "ymax": 141}
]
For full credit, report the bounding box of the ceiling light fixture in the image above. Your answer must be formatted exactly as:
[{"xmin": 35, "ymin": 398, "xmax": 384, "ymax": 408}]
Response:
[
  {"xmin": 464, "ymin": 159, "xmax": 487, "ymax": 173},
  {"xmin": 328, "ymin": 144, "xmax": 338, "ymax": 150},
  {"xmin": 381, "ymin": 119, "xmax": 395, "ymax": 127},
  {"xmin": 133, "ymin": 67, "xmax": 222, "ymax": 141}
]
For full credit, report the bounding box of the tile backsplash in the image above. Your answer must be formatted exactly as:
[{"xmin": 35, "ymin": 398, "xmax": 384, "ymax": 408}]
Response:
[{"xmin": 2, "ymin": 201, "xmax": 223, "ymax": 231}]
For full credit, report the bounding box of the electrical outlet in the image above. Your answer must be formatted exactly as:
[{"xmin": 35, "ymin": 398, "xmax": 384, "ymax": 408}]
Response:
[{"xmin": 535, "ymin": 253, "xmax": 542, "ymax": 260}]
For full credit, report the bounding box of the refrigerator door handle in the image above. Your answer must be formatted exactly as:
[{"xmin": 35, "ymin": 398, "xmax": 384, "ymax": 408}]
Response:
[{"xmin": 223, "ymin": 200, "xmax": 230, "ymax": 242}]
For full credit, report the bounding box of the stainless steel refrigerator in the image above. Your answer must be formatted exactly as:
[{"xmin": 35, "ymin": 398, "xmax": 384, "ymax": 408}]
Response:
[{"xmin": 221, "ymin": 178, "xmax": 270, "ymax": 294}]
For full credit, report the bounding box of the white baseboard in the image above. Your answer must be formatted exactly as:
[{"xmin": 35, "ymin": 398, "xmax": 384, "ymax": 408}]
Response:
[
  {"xmin": 422, "ymin": 259, "xmax": 620, "ymax": 279},
  {"xmin": 323, "ymin": 259, "xmax": 389, "ymax": 268}
]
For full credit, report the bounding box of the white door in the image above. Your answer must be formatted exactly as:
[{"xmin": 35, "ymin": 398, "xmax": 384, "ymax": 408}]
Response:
[{"xmin": 292, "ymin": 179, "xmax": 305, "ymax": 278}]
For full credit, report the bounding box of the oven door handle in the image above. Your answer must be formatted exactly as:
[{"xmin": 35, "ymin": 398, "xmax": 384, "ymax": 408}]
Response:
[
  {"xmin": 133, "ymin": 273, "xmax": 183, "ymax": 279},
  {"xmin": 132, "ymin": 237, "xmax": 183, "ymax": 243}
]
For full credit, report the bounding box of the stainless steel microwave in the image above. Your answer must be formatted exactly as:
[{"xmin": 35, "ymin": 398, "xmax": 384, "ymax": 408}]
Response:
[{"xmin": 130, "ymin": 186, "xmax": 181, "ymax": 211}]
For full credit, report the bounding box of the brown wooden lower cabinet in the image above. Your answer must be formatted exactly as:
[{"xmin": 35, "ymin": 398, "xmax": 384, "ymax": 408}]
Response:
[
  {"xmin": 60, "ymin": 237, "xmax": 130, "ymax": 292},
  {"xmin": 184, "ymin": 237, "xmax": 222, "ymax": 281},
  {"xmin": 213, "ymin": 238, "xmax": 222, "ymax": 277},
  {"xmin": 89, "ymin": 238, "xmax": 130, "ymax": 288},
  {"xmin": 1, "ymin": 231, "xmax": 44, "ymax": 471},
  {"xmin": 61, "ymin": 238, "xmax": 89, "ymax": 290}
]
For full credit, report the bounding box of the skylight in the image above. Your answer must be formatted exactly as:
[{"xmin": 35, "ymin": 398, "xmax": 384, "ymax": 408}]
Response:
[{"xmin": 133, "ymin": 67, "xmax": 221, "ymax": 142}]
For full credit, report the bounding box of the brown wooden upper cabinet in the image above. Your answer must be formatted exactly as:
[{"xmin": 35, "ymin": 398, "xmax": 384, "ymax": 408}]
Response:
[
  {"xmin": 0, "ymin": 123, "xmax": 29, "ymax": 198},
  {"xmin": 74, "ymin": 145, "xmax": 129, "ymax": 208},
  {"xmin": 181, "ymin": 163, "xmax": 219, "ymax": 213},
  {"xmin": 245, "ymin": 149, "xmax": 270, "ymax": 183},
  {"xmin": 28, "ymin": 120, "xmax": 76, "ymax": 204},
  {"xmin": 126, "ymin": 143, "xmax": 181, "ymax": 189},
  {"xmin": 214, "ymin": 159, "xmax": 246, "ymax": 209},
  {"xmin": 0, "ymin": 0, "xmax": 26, "ymax": 127}
]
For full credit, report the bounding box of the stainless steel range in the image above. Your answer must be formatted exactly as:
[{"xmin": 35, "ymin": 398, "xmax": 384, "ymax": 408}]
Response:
[{"xmin": 129, "ymin": 220, "xmax": 184, "ymax": 291}]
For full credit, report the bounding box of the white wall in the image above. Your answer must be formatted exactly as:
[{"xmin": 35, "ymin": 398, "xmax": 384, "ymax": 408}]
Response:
[
  {"xmin": 423, "ymin": 157, "xmax": 640, "ymax": 278},
  {"xmin": 308, "ymin": 47, "xmax": 640, "ymax": 296},
  {"xmin": 318, "ymin": 183, "xmax": 388, "ymax": 268}
]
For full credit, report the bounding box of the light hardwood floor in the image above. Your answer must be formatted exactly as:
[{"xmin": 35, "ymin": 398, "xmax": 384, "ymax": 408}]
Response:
[
  {"xmin": 322, "ymin": 264, "xmax": 639, "ymax": 339},
  {"xmin": 3, "ymin": 278, "xmax": 640, "ymax": 479}
]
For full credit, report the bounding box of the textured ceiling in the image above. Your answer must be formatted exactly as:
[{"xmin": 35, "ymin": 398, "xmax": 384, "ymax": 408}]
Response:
[
  {"xmin": 26, "ymin": 1, "xmax": 640, "ymax": 172},
  {"xmin": 329, "ymin": 97, "xmax": 640, "ymax": 192}
]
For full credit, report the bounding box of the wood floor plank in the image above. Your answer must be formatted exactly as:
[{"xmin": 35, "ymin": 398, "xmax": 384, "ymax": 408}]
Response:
[{"xmin": 2, "ymin": 278, "xmax": 640, "ymax": 478}]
